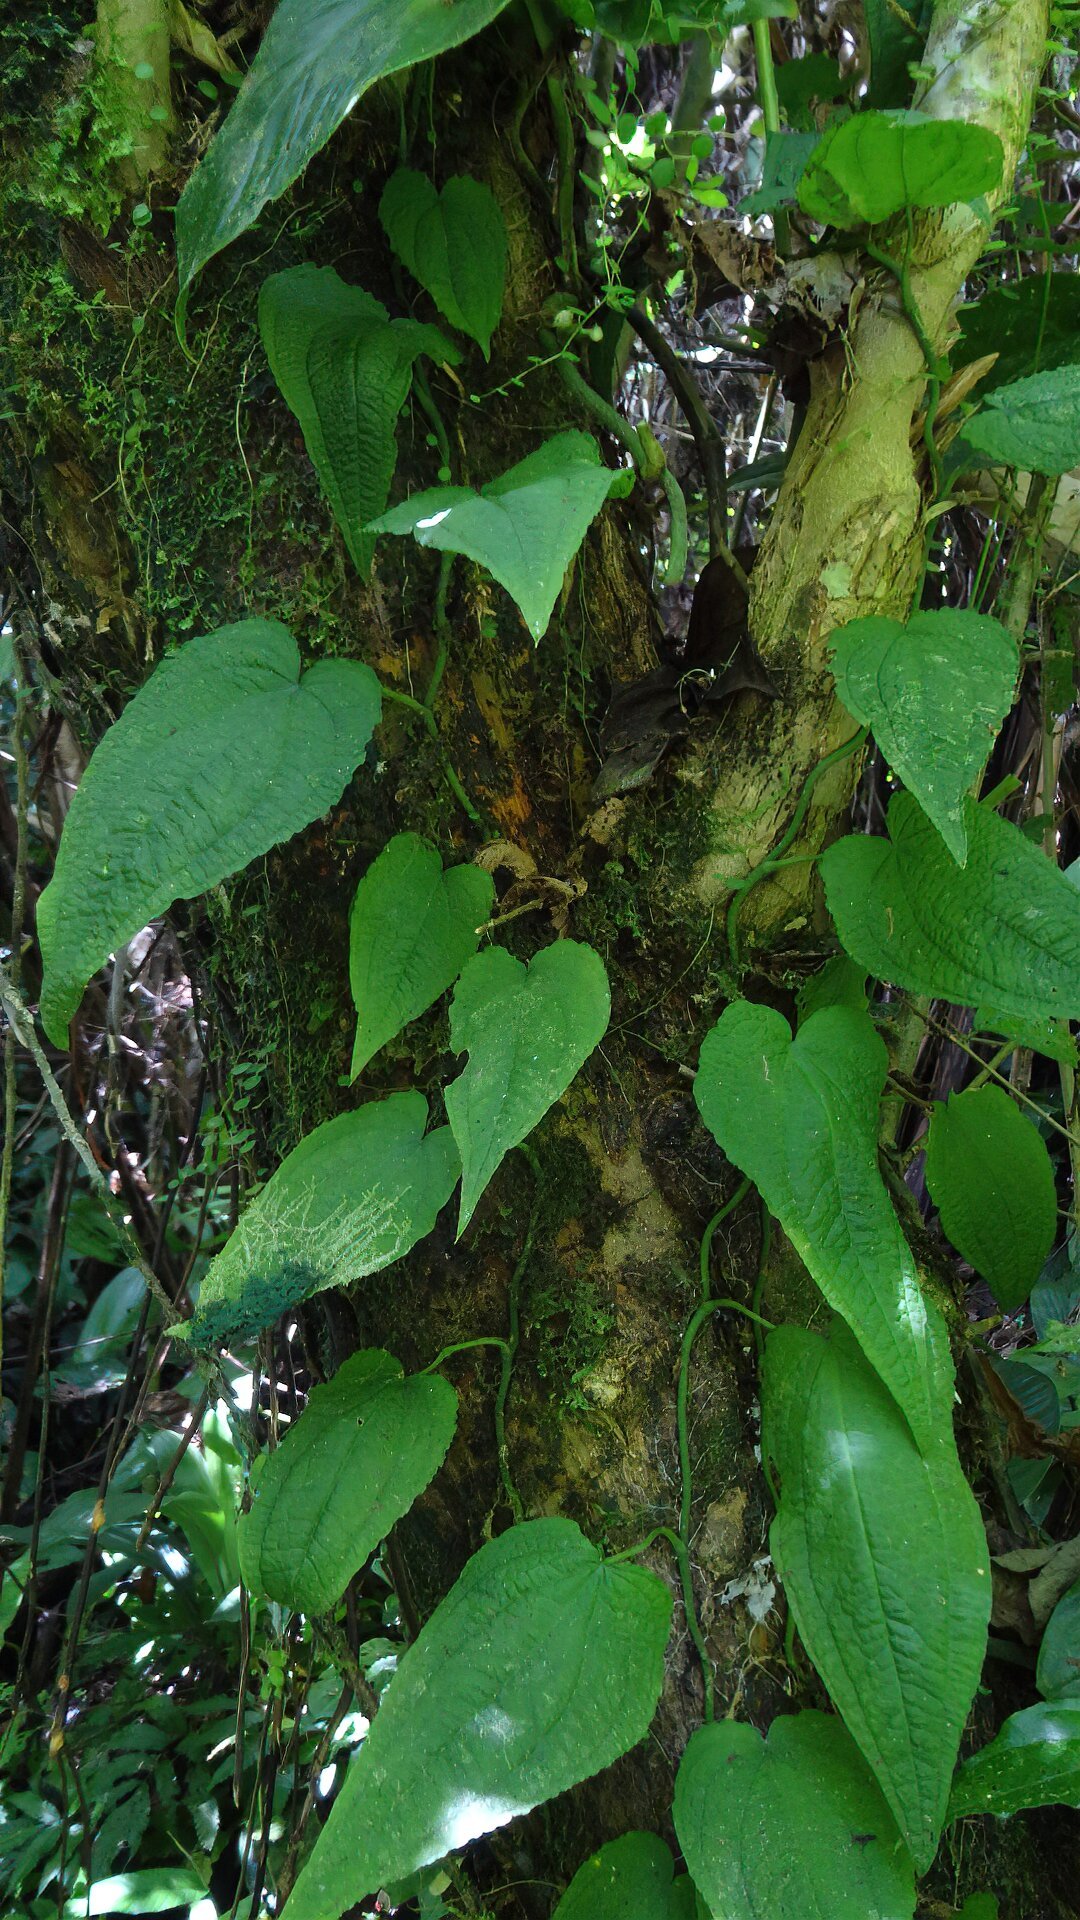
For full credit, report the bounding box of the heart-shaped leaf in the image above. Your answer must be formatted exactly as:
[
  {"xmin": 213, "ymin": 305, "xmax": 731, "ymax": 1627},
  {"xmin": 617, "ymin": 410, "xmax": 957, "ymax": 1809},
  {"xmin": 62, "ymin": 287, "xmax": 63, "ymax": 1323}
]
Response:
[
  {"xmin": 259, "ymin": 265, "xmax": 457, "ymax": 578},
  {"xmin": 370, "ymin": 431, "xmax": 623, "ymax": 639},
  {"xmin": 553, "ymin": 1832, "xmax": 679, "ymax": 1920},
  {"xmin": 379, "ymin": 169, "xmax": 507, "ymax": 356},
  {"xmin": 798, "ymin": 111, "xmax": 1004, "ymax": 228},
  {"xmin": 285, "ymin": 1518, "xmax": 672, "ymax": 1920},
  {"xmin": 828, "ymin": 610, "xmax": 1017, "ymax": 864},
  {"xmin": 237, "ymin": 1349, "xmax": 457, "ymax": 1612},
  {"xmin": 175, "ymin": 0, "xmax": 514, "ymax": 291},
  {"xmin": 446, "ymin": 942, "xmax": 610, "ymax": 1235},
  {"xmin": 924, "ymin": 1086, "xmax": 1058, "ymax": 1311},
  {"xmin": 821, "ymin": 793, "xmax": 1080, "ymax": 1022},
  {"xmin": 37, "ymin": 622, "xmax": 381, "ymax": 1046},
  {"xmin": 673, "ymin": 1713, "xmax": 916, "ymax": 1920},
  {"xmin": 178, "ymin": 1092, "xmax": 459, "ymax": 1350},
  {"xmin": 948, "ymin": 1701, "xmax": 1080, "ymax": 1819},
  {"xmin": 349, "ymin": 833, "xmax": 494, "ymax": 1078},
  {"xmin": 764, "ymin": 1320, "xmax": 990, "ymax": 1870},
  {"xmin": 694, "ymin": 1003, "xmax": 953, "ymax": 1449},
  {"xmin": 962, "ymin": 364, "xmax": 1080, "ymax": 475}
]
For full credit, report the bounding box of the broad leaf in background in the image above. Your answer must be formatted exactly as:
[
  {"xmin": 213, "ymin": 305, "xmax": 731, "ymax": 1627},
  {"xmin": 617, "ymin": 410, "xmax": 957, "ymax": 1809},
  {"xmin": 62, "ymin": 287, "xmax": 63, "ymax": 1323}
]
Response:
[
  {"xmin": 37, "ymin": 622, "xmax": 381, "ymax": 1045},
  {"xmin": 237, "ymin": 1349, "xmax": 457, "ymax": 1612},
  {"xmin": 962, "ymin": 365, "xmax": 1080, "ymax": 475},
  {"xmin": 828, "ymin": 610, "xmax": 1017, "ymax": 863},
  {"xmin": 864, "ymin": 0, "xmax": 931, "ymax": 107},
  {"xmin": 673, "ymin": 1713, "xmax": 916, "ymax": 1920},
  {"xmin": 764, "ymin": 1320, "xmax": 990, "ymax": 1870},
  {"xmin": 956, "ymin": 273, "xmax": 1080, "ymax": 395},
  {"xmin": 740, "ymin": 131, "xmax": 819, "ymax": 216},
  {"xmin": 923, "ymin": 1086, "xmax": 1057, "ymax": 1310},
  {"xmin": 0, "ymin": 1551, "xmax": 30, "ymax": 1637},
  {"xmin": 1036, "ymin": 1578, "xmax": 1080, "ymax": 1701},
  {"xmin": 179, "ymin": 1092, "xmax": 459, "ymax": 1348},
  {"xmin": 175, "ymin": 0, "xmax": 514, "ymax": 290},
  {"xmin": 552, "ymin": 1831, "xmax": 678, "ymax": 1920},
  {"xmin": 379, "ymin": 170, "xmax": 508, "ymax": 356},
  {"xmin": 369, "ymin": 432, "xmax": 624, "ymax": 639},
  {"xmin": 259, "ymin": 265, "xmax": 457, "ymax": 577},
  {"xmin": 821, "ymin": 793, "xmax": 1080, "ymax": 1022},
  {"xmin": 798, "ymin": 111, "xmax": 1004, "ymax": 228},
  {"xmin": 61, "ymin": 1868, "xmax": 215, "ymax": 1917},
  {"xmin": 349, "ymin": 833, "xmax": 493, "ymax": 1078},
  {"xmin": 975, "ymin": 1004, "xmax": 1076, "ymax": 1068},
  {"xmin": 286, "ymin": 1518, "xmax": 672, "ymax": 1920},
  {"xmin": 948, "ymin": 1701, "xmax": 1080, "ymax": 1819},
  {"xmin": 55, "ymin": 1266, "xmax": 149, "ymax": 1392},
  {"xmin": 694, "ymin": 1003, "xmax": 953, "ymax": 1448},
  {"xmin": 446, "ymin": 941, "xmax": 610, "ymax": 1234}
]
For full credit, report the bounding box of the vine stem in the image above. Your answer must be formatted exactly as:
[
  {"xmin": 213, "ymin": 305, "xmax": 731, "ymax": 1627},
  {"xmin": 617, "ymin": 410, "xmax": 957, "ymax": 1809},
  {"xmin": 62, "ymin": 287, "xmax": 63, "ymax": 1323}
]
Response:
[
  {"xmin": 751, "ymin": 18, "xmax": 788, "ymax": 254},
  {"xmin": 380, "ymin": 686, "xmax": 483, "ymax": 825}
]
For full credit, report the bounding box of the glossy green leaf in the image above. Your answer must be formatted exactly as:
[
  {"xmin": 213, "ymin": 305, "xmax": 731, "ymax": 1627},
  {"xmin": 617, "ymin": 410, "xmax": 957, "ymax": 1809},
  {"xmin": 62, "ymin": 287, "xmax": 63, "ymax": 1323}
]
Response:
[
  {"xmin": 178, "ymin": 1092, "xmax": 459, "ymax": 1349},
  {"xmin": 949, "ymin": 1701, "xmax": 1080, "ymax": 1819},
  {"xmin": 37, "ymin": 622, "xmax": 381, "ymax": 1045},
  {"xmin": 379, "ymin": 170, "xmax": 507, "ymax": 356},
  {"xmin": 798, "ymin": 112, "xmax": 1004, "ymax": 228},
  {"xmin": 175, "ymin": 0, "xmax": 514, "ymax": 290},
  {"xmin": 349, "ymin": 833, "xmax": 494, "ymax": 1078},
  {"xmin": 821, "ymin": 793, "xmax": 1080, "ymax": 1023},
  {"xmin": 673, "ymin": 1713, "xmax": 916, "ymax": 1920},
  {"xmin": 828, "ymin": 611, "xmax": 1017, "ymax": 864},
  {"xmin": 0, "ymin": 1550, "xmax": 30, "ymax": 1637},
  {"xmin": 764, "ymin": 1320, "xmax": 990, "ymax": 1870},
  {"xmin": 237, "ymin": 1349, "xmax": 457, "ymax": 1612},
  {"xmin": 694, "ymin": 1003, "xmax": 953, "ymax": 1449},
  {"xmin": 963, "ymin": 365, "xmax": 1080, "ymax": 475},
  {"xmin": 923, "ymin": 1086, "xmax": 1057, "ymax": 1311},
  {"xmin": 446, "ymin": 942, "xmax": 610, "ymax": 1235},
  {"xmin": 370, "ymin": 431, "xmax": 623, "ymax": 639},
  {"xmin": 286, "ymin": 1518, "xmax": 672, "ymax": 1920},
  {"xmin": 61, "ymin": 1869, "xmax": 212, "ymax": 1916},
  {"xmin": 553, "ymin": 1832, "xmax": 676, "ymax": 1920},
  {"xmin": 259, "ymin": 265, "xmax": 456, "ymax": 577},
  {"xmin": 1037, "ymin": 1578, "xmax": 1080, "ymax": 1702}
]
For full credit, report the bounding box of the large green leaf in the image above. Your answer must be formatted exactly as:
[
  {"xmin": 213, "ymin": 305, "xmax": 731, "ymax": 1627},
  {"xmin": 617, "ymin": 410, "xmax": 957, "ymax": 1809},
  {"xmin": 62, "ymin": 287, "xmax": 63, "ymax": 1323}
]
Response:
[
  {"xmin": 694, "ymin": 1003, "xmax": 953, "ymax": 1449},
  {"xmin": 828, "ymin": 611, "xmax": 1017, "ymax": 864},
  {"xmin": 923, "ymin": 1086, "xmax": 1057, "ymax": 1311},
  {"xmin": 37, "ymin": 622, "xmax": 381, "ymax": 1045},
  {"xmin": 370, "ymin": 432, "xmax": 623, "ymax": 639},
  {"xmin": 763, "ymin": 1320, "xmax": 990, "ymax": 1870},
  {"xmin": 178, "ymin": 1092, "xmax": 459, "ymax": 1349},
  {"xmin": 864, "ymin": 0, "xmax": 930, "ymax": 107},
  {"xmin": 286, "ymin": 1518, "xmax": 672, "ymax": 1920},
  {"xmin": 798, "ymin": 111, "xmax": 1004, "ymax": 228},
  {"xmin": 673, "ymin": 1713, "xmax": 916, "ymax": 1920},
  {"xmin": 1036, "ymin": 1578, "xmax": 1080, "ymax": 1702},
  {"xmin": 349, "ymin": 833, "xmax": 493, "ymax": 1079},
  {"xmin": 956, "ymin": 274, "xmax": 1080, "ymax": 396},
  {"xmin": 379, "ymin": 170, "xmax": 507, "ymax": 357},
  {"xmin": 948, "ymin": 1701, "xmax": 1080, "ymax": 1819},
  {"xmin": 175, "ymin": 0, "xmax": 514, "ymax": 290},
  {"xmin": 237, "ymin": 1349, "xmax": 457, "ymax": 1612},
  {"xmin": 552, "ymin": 1832, "xmax": 678, "ymax": 1920},
  {"xmin": 446, "ymin": 942, "xmax": 610, "ymax": 1235},
  {"xmin": 259, "ymin": 265, "xmax": 456, "ymax": 578},
  {"xmin": 821, "ymin": 793, "xmax": 1080, "ymax": 1022},
  {"xmin": 963, "ymin": 365, "xmax": 1080, "ymax": 475}
]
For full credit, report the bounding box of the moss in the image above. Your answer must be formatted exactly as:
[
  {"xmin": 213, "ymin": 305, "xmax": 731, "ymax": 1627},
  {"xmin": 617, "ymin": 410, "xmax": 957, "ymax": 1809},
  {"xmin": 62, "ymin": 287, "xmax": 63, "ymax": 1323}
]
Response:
[{"xmin": 527, "ymin": 1259, "xmax": 616, "ymax": 1412}]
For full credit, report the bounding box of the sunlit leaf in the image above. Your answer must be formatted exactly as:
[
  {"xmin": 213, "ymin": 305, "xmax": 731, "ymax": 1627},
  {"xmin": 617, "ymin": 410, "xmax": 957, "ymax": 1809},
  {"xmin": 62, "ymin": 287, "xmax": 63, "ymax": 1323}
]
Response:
[
  {"xmin": 798, "ymin": 111, "xmax": 1003, "ymax": 228},
  {"xmin": 379, "ymin": 170, "xmax": 507, "ymax": 356},
  {"xmin": 923, "ymin": 1086, "xmax": 1057, "ymax": 1310}
]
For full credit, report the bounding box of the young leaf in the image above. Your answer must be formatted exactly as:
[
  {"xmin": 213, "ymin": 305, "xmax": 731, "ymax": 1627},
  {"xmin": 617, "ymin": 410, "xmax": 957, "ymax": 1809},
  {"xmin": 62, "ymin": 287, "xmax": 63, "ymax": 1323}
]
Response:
[
  {"xmin": 37, "ymin": 623, "xmax": 381, "ymax": 1046},
  {"xmin": 285, "ymin": 1518, "xmax": 672, "ymax": 1920},
  {"xmin": 1037, "ymin": 1578, "xmax": 1080, "ymax": 1701},
  {"xmin": 178, "ymin": 1092, "xmax": 459, "ymax": 1349},
  {"xmin": 552, "ymin": 1832, "xmax": 677, "ymax": 1920},
  {"xmin": 673, "ymin": 1713, "xmax": 916, "ymax": 1920},
  {"xmin": 379, "ymin": 169, "xmax": 508, "ymax": 357},
  {"xmin": 237, "ymin": 1349, "xmax": 457, "ymax": 1613},
  {"xmin": 948, "ymin": 1701, "xmax": 1080, "ymax": 1819},
  {"xmin": 369, "ymin": 431, "xmax": 623, "ymax": 639},
  {"xmin": 923, "ymin": 1086, "xmax": 1057, "ymax": 1311},
  {"xmin": 175, "ymin": 0, "xmax": 514, "ymax": 291},
  {"xmin": 828, "ymin": 610, "xmax": 1018, "ymax": 864},
  {"xmin": 349, "ymin": 833, "xmax": 494, "ymax": 1079},
  {"xmin": 798, "ymin": 111, "xmax": 1004, "ymax": 228},
  {"xmin": 962, "ymin": 364, "xmax": 1080, "ymax": 475},
  {"xmin": 821, "ymin": 793, "xmax": 1080, "ymax": 1023},
  {"xmin": 694, "ymin": 1003, "xmax": 954, "ymax": 1449},
  {"xmin": 446, "ymin": 942, "xmax": 610, "ymax": 1235},
  {"xmin": 259, "ymin": 265, "xmax": 457, "ymax": 578},
  {"xmin": 764, "ymin": 1320, "xmax": 990, "ymax": 1871}
]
